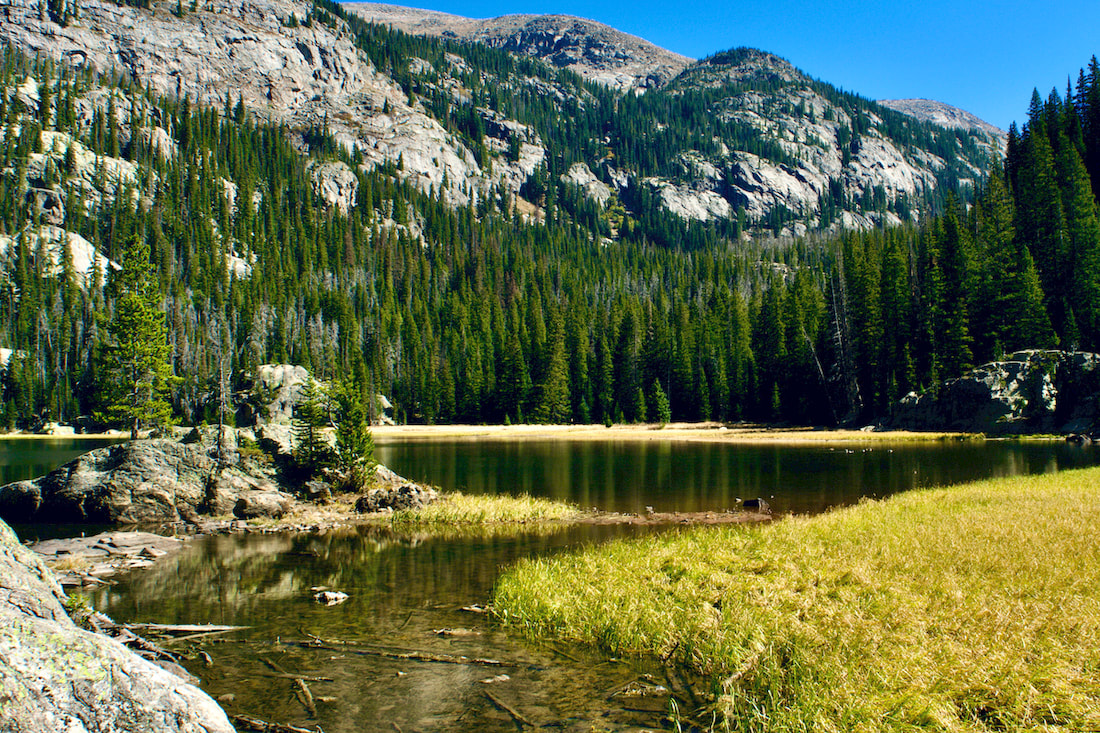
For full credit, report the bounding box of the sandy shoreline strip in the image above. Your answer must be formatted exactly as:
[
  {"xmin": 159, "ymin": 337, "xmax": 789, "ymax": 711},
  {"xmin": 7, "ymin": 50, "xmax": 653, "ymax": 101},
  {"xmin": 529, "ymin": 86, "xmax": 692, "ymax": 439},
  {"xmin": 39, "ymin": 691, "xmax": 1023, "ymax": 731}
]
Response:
[
  {"xmin": 0, "ymin": 423, "xmax": 985, "ymax": 444},
  {"xmin": 371, "ymin": 422, "xmax": 978, "ymax": 444}
]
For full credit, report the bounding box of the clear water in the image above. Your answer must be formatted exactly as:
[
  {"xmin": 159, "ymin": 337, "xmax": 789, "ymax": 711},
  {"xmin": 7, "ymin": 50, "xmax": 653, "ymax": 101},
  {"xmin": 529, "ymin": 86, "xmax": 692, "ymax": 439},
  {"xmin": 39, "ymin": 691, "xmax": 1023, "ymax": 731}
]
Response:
[
  {"xmin": 7, "ymin": 436, "xmax": 1100, "ymax": 731},
  {"xmin": 375, "ymin": 437, "xmax": 1100, "ymax": 515}
]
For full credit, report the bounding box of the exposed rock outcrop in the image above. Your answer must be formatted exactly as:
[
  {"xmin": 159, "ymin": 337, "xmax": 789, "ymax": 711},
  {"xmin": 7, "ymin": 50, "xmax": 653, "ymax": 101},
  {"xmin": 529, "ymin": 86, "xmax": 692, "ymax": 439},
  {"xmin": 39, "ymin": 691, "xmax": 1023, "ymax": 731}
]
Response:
[
  {"xmin": 355, "ymin": 481, "xmax": 438, "ymax": 513},
  {"xmin": 890, "ymin": 350, "xmax": 1100, "ymax": 435},
  {"xmin": 244, "ymin": 363, "xmax": 313, "ymax": 426},
  {"xmin": 878, "ymin": 98, "xmax": 1007, "ymax": 147},
  {"xmin": 30, "ymin": 530, "xmax": 186, "ymax": 588},
  {"xmin": 0, "ymin": 519, "xmax": 234, "ymax": 733},
  {"xmin": 0, "ymin": 426, "xmax": 289, "ymax": 525},
  {"xmin": 344, "ymin": 3, "xmax": 693, "ymax": 92},
  {"xmin": 0, "ymin": 0, "xmax": 491, "ymax": 203}
]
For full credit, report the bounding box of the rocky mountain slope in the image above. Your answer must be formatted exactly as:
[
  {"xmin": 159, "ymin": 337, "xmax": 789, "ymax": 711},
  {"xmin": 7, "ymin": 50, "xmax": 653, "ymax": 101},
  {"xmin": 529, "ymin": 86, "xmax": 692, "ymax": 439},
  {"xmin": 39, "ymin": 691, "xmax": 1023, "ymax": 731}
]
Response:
[
  {"xmin": 0, "ymin": 0, "xmax": 1002, "ymax": 237},
  {"xmin": 343, "ymin": 2, "xmax": 693, "ymax": 92},
  {"xmin": 878, "ymin": 98, "xmax": 1007, "ymax": 146}
]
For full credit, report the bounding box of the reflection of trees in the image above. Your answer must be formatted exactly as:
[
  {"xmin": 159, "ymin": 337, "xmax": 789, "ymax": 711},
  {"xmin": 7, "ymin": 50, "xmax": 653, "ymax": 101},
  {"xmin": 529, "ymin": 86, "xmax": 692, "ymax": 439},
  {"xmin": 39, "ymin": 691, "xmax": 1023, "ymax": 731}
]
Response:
[{"xmin": 93, "ymin": 524, "xmax": 648, "ymax": 628}]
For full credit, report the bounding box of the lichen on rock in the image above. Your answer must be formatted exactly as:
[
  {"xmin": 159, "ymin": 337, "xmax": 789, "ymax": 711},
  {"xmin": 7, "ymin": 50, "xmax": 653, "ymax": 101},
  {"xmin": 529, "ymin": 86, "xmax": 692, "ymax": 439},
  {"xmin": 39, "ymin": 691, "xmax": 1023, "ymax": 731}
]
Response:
[{"xmin": 0, "ymin": 519, "xmax": 235, "ymax": 733}]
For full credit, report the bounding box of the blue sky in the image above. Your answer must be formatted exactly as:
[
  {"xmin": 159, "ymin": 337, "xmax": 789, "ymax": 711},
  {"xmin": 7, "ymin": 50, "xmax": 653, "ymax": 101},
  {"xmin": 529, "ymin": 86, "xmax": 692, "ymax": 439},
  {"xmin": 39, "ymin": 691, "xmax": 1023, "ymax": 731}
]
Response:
[{"xmin": 365, "ymin": 0, "xmax": 1100, "ymax": 131}]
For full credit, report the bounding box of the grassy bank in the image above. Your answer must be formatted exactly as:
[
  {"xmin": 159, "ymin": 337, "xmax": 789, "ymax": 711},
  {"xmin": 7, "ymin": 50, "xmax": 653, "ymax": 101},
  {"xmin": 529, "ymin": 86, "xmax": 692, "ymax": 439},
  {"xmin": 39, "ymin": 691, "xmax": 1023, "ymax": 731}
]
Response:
[
  {"xmin": 391, "ymin": 492, "xmax": 584, "ymax": 525},
  {"xmin": 493, "ymin": 468, "xmax": 1100, "ymax": 731}
]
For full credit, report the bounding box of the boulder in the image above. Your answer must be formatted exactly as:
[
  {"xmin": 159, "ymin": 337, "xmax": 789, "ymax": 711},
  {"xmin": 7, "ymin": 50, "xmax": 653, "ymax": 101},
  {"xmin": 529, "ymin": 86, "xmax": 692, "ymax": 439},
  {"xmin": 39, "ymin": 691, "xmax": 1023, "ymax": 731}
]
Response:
[
  {"xmin": 232, "ymin": 490, "xmax": 293, "ymax": 520},
  {"xmin": 255, "ymin": 422, "xmax": 295, "ymax": 458},
  {"xmin": 0, "ymin": 519, "xmax": 235, "ymax": 733},
  {"xmin": 891, "ymin": 350, "xmax": 1100, "ymax": 435},
  {"xmin": 246, "ymin": 364, "xmax": 311, "ymax": 426},
  {"xmin": 0, "ymin": 428, "xmax": 280, "ymax": 525},
  {"xmin": 355, "ymin": 482, "xmax": 439, "ymax": 513}
]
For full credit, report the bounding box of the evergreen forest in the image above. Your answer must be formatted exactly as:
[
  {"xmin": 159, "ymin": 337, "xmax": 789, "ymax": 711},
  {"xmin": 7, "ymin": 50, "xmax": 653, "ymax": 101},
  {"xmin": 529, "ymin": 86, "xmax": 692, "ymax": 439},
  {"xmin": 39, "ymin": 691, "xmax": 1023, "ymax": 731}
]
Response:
[{"xmin": 2, "ymin": 7, "xmax": 1100, "ymax": 431}]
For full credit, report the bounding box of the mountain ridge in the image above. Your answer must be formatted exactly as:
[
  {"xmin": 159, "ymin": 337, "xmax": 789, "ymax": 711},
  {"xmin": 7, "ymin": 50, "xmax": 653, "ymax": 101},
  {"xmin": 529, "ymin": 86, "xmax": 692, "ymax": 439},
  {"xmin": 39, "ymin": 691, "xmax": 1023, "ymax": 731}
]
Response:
[
  {"xmin": 0, "ymin": 0, "xmax": 1002, "ymax": 237},
  {"xmin": 343, "ymin": 2, "xmax": 693, "ymax": 92}
]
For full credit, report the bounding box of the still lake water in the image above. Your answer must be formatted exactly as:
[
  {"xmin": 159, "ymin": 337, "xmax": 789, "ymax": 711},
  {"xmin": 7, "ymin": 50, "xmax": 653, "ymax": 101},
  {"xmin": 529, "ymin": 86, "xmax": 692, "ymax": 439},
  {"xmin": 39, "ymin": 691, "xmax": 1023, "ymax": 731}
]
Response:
[
  {"xmin": 375, "ymin": 437, "xmax": 1100, "ymax": 515},
  {"xmin": 7, "ymin": 436, "xmax": 1100, "ymax": 731}
]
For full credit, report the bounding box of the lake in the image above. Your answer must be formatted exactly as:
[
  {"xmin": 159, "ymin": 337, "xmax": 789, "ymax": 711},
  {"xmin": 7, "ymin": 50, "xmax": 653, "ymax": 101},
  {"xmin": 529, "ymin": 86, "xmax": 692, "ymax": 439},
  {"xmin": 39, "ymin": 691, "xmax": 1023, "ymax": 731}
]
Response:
[
  {"xmin": 375, "ymin": 437, "xmax": 1100, "ymax": 514},
  {"xmin": 6, "ymin": 435, "xmax": 1100, "ymax": 731}
]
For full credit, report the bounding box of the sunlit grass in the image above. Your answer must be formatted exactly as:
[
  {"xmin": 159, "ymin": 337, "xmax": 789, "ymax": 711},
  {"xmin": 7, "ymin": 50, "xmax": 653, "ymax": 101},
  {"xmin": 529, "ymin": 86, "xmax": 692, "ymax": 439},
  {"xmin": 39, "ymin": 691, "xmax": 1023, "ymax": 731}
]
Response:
[
  {"xmin": 493, "ymin": 467, "xmax": 1100, "ymax": 731},
  {"xmin": 391, "ymin": 492, "xmax": 584, "ymax": 525}
]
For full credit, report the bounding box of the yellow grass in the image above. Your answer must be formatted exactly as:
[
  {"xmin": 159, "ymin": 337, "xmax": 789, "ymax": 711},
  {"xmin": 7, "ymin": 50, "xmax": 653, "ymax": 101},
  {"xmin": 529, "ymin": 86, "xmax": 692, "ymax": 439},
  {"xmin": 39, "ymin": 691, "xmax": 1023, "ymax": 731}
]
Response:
[
  {"xmin": 493, "ymin": 467, "xmax": 1100, "ymax": 731},
  {"xmin": 391, "ymin": 491, "xmax": 584, "ymax": 525}
]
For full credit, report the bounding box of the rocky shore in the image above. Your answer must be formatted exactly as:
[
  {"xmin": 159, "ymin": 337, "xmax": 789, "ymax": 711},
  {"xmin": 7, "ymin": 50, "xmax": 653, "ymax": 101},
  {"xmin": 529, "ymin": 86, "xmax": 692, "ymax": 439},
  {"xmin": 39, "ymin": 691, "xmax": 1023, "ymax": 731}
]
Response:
[
  {"xmin": 0, "ymin": 424, "xmax": 438, "ymax": 528},
  {"xmin": 0, "ymin": 518, "xmax": 236, "ymax": 733}
]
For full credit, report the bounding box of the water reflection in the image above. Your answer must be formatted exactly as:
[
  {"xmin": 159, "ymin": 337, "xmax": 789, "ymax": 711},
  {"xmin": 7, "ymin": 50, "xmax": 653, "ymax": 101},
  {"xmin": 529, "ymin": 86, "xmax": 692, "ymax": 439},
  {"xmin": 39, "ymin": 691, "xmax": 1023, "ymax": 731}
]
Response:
[
  {"xmin": 0, "ymin": 438, "xmax": 121, "ymax": 484},
  {"xmin": 377, "ymin": 439, "xmax": 1100, "ymax": 514},
  {"xmin": 94, "ymin": 524, "xmax": 671, "ymax": 732}
]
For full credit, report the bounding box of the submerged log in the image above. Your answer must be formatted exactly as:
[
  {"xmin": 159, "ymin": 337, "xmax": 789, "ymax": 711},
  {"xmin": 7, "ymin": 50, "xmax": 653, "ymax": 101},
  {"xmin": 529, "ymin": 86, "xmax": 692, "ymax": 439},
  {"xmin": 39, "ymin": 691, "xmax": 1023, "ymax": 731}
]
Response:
[
  {"xmin": 483, "ymin": 690, "xmax": 534, "ymax": 729},
  {"xmin": 126, "ymin": 623, "xmax": 249, "ymax": 635},
  {"xmin": 230, "ymin": 715, "xmax": 320, "ymax": 733}
]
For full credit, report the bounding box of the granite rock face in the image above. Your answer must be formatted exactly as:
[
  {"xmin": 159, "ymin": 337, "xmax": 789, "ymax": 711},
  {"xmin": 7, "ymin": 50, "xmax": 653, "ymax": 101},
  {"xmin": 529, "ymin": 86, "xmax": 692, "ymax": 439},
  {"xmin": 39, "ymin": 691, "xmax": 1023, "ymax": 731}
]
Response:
[
  {"xmin": 877, "ymin": 98, "xmax": 1007, "ymax": 146},
  {"xmin": 0, "ymin": 426, "xmax": 289, "ymax": 524},
  {"xmin": 344, "ymin": 3, "xmax": 693, "ymax": 93},
  {"xmin": 0, "ymin": 519, "xmax": 234, "ymax": 733},
  {"xmin": 0, "ymin": 0, "xmax": 492, "ymax": 203},
  {"xmin": 891, "ymin": 350, "xmax": 1100, "ymax": 435}
]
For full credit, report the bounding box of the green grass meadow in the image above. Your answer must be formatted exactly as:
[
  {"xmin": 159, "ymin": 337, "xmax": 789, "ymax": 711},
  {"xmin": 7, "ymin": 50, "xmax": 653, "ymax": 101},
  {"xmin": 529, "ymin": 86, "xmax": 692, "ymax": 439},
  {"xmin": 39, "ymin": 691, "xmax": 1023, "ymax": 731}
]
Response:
[{"xmin": 492, "ymin": 468, "xmax": 1100, "ymax": 731}]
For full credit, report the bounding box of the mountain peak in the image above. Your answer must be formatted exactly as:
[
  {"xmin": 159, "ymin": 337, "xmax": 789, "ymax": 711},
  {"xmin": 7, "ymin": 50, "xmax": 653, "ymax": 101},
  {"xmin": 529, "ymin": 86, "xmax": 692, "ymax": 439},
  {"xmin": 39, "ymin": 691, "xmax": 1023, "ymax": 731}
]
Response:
[
  {"xmin": 877, "ymin": 98, "xmax": 1006, "ymax": 144},
  {"xmin": 343, "ymin": 2, "xmax": 693, "ymax": 91}
]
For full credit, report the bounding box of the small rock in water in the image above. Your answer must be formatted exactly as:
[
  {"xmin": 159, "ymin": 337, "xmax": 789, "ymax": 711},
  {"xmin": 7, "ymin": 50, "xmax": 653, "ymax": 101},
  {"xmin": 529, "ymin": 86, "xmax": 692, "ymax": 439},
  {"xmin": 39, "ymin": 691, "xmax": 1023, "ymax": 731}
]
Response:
[
  {"xmin": 480, "ymin": 674, "xmax": 510, "ymax": 684},
  {"xmin": 313, "ymin": 590, "xmax": 349, "ymax": 606}
]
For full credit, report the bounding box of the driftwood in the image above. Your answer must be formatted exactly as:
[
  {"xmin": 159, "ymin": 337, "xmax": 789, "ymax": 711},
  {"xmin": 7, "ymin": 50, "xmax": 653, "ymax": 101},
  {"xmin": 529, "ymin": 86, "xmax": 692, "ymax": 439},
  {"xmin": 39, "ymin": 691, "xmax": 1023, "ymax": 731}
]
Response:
[
  {"xmin": 265, "ymin": 673, "xmax": 334, "ymax": 683},
  {"xmin": 293, "ymin": 677, "xmax": 317, "ymax": 718},
  {"xmin": 292, "ymin": 634, "xmax": 509, "ymax": 667},
  {"xmin": 307, "ymin": 642, "xmax": 506, "ymax": 667},
  {"xmin": 126, "ymin": 623, "xmax": 248, "ymax": 635},
  {"xmin": 483, "ymin": 691, "xmax": 534, "ymax": 729},
  {"xmin": 230, "ymin": 715, "xmax": 321, "ymax": 733},
  {"xmin": 260, "ymin": 655, "xmax": 317, "ymax": 718}
]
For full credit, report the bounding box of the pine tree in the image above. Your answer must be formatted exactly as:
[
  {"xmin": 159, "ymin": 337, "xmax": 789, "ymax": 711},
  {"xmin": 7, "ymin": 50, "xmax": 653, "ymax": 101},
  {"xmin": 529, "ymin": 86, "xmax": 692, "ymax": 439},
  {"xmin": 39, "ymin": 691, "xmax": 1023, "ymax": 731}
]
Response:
[
  {"xmin": 334, "ymin": 373, "xmax": 376, "ymax": 490},
  {"xmin": 292, "ymin": 377, "xmax": 330, "ymax": 475},
  {"xmin": 102, "ymin": 232, "xmax": 176, "ymax": 439}
]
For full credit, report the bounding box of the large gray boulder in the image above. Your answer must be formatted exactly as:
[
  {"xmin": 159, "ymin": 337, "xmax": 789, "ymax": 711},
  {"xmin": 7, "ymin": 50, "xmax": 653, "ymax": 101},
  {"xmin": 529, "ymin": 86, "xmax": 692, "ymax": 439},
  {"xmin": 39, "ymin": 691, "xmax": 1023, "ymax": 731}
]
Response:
[
  {"xmin": 0, "ymin": 427, "xmax": 290, "ymax": 525},
  {"xmin": 891, "ymin": 350, "xmax": 1100, "ymax": 434},
  {"xmin": 0, "ymin": 519, "xmax": 234, "ymax": 733},
  {"xmin": 243, "ymin": 363, "xmax": 311, "ymax": 426}
]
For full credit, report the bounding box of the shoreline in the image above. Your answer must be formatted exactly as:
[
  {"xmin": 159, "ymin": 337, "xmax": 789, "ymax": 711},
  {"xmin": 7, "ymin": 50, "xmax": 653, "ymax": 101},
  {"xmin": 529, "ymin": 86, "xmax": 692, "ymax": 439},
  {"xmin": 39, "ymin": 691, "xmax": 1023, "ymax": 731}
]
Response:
[
  {"xmin": 4, "ymin": 422, "xmax": 1067, "ymax": 444},
  {"xmin": 492, "ymin": 466, "xmax": 1100, "ymax": 730},
  {"xmin": 371, "ymin": 422, "xmax": 981, "ymax": 444}
]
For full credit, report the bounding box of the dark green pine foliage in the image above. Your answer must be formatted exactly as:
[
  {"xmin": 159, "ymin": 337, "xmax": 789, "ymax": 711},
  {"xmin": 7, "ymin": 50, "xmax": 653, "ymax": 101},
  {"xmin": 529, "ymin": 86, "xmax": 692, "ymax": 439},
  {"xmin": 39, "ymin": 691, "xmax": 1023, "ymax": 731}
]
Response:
[
  {"xmin": 292, "ymin": 378, "xmax": 331, "ymax": 476},
  {"xmin": 2, "ymin": 44, "xmax": 1100, "ymax": 433},
  {"xmin": 102, "ymin": 232, "xmax": 176, "ymax": 439}
]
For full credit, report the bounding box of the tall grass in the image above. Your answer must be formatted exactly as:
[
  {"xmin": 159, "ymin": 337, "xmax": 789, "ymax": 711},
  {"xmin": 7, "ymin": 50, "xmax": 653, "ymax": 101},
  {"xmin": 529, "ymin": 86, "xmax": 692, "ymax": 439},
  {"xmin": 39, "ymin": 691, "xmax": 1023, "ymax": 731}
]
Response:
[
  {"xmin": 391, "ymin": 492, "xmax": 583, "ymax": 525},
  {"xmin": 493, "ymin": 468, "xmax": 1100, "ymax": 731}
]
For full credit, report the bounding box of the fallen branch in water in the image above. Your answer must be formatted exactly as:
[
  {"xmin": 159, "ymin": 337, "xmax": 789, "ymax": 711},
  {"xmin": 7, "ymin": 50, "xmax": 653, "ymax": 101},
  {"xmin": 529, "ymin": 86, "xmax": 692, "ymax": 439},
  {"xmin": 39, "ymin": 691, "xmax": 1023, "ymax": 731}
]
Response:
[
  {"xmin": 483, "ymin": 690, "xmax": 534, "ymax": 729},
  {"xmin": 230, "ymin": 715, "xmax": 321, "ymax": 733},
  {"xmin": 125, "ymin": 623, "xmax": 249, "ymax": 635},
  {"xmin": 293, "ymin": 677, "xmax": 317, "ymax": 718},
  {"xmin": 290, "ymin": 637, "xmax": 509, "ymax": 667},
  {"xmin": 263, "ymin": 673, "xmax": 334, "ymax": 683},
  {"xmin": 259, "ymin": 655, "xmax": 317, "ymax": 717}
]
